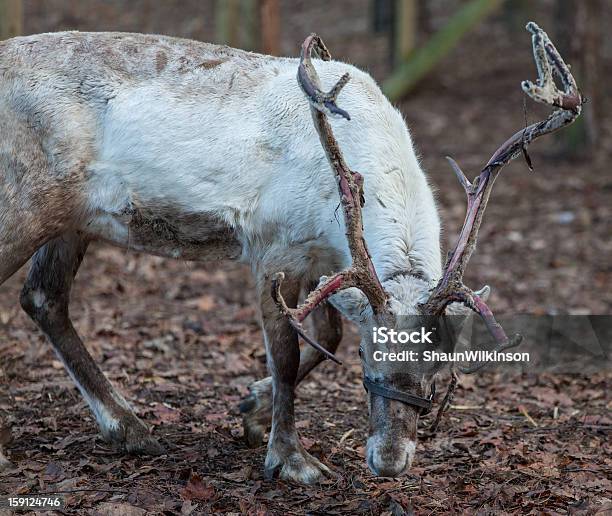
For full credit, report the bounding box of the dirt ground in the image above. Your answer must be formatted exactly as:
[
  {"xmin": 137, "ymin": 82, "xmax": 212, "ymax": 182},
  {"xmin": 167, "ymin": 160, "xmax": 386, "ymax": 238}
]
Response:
[
  {"xmin": 1, "ymin": 1, "xmax": 611, "ymax": 515},
  {"xmin": 0, "ymin": 251, "xmax": 609, "ymax": 515}
]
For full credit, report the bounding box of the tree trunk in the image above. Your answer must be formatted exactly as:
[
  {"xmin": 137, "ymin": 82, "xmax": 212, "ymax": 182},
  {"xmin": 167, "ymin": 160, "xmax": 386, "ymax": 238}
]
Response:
[
  {"xmin": 554, "ymin": 0, "xmax": 602, "ymax": 157},
  {"xmin": 260, "ymin": 0, "xmax": 280, "ymax": 55},
  {"xmin": 215, "ymin": 0, "xmax": 241, "ymax": 47},
  {"xmin": 394, "ymin": 0, "xmax": 418, "ymax": 65},
  {"xmin": 577, "ymin": 0, "xmax": 602, "ymax": 148},
  {"xmin": 0, "ymin": 0, "xmax": 22, "ymax": 40},
  {"xmin": 240, "ymin": 0, "xmax": 258, "ymax": 51}
]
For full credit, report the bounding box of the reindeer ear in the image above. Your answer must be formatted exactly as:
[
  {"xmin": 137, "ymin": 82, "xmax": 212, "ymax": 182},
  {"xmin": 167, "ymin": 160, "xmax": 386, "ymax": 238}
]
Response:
[
  {"xmin": 477, "ymin": 285, "xmax": 491, "ymax": 302},
  {"xmin": 327, "ymin": 286, "xmax": 373, "ymax": 324},
  {"xmin": 444, "ymin": 285, "xmax": 491, "ymax": 352},
  {"xmin": 445, "ymin": 285, "xmax": 491, "ymax": 317}
]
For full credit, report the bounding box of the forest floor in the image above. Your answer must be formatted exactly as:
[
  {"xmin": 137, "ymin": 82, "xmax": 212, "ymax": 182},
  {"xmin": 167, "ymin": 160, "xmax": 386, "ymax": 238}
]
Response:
[
  {"xmin": 0, "ymin": 251, "xmax": 609, "ymax": 515},
  {"xmin": 1, "ymin": 5, "xmax": 612, "ymax": 514}
]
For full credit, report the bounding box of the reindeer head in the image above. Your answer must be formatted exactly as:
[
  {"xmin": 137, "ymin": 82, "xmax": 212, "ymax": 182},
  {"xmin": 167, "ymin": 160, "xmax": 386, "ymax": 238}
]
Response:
[{"xmin": 273, "ymin": 24, "xmax": 582, "ymax": 477}]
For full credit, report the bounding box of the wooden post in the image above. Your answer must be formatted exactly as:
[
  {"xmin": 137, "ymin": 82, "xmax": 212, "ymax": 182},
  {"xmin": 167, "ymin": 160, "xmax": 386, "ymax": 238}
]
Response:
[
  {"xmin": 394, "ymin": 0, "xmax": 417, "ymax": 64},
  {"xmin": 215, "ymin": 0, "xmax": 241, "ymax": 47},
  {"xmin": 260, "ymin": 0, "xmax": 280, "ymax": 55},
  {"xmin": 240, "ymin": 0, "xmax": 258, "ymax": 51},
  {"xmin": 0, "ymin": 0, "xmax": 22, "ymax": 40}
]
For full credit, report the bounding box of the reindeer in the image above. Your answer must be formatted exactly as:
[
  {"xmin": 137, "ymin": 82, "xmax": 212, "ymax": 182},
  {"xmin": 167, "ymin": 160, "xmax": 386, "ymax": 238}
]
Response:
[{"xmin": 0, "ymin": 23, "xmax": 581, "ymax": 482}]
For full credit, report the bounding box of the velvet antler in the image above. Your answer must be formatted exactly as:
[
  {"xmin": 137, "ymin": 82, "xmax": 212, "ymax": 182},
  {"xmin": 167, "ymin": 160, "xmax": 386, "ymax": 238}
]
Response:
[
  {"xmin": 272, "ymin": 34, "xmax": 389, "ymax": 364},
  {"xmin": 420, "ymin": 23, "xmax": 583, "ymax": 373}
]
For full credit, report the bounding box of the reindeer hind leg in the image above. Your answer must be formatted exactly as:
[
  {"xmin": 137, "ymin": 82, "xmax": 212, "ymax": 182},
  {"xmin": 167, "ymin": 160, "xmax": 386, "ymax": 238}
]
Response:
[
  {"xmin": 0, "ymin": 128, "xmax": 71, "ymax": 470},
  {"xmin": 19, "ymin": 232, "xmax": 163, "ymax": 455}
]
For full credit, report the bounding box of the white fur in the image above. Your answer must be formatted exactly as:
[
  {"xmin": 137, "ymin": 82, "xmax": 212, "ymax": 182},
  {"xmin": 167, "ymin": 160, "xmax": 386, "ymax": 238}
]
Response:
[
  {"xmin": 83, "ymin": 56, "xmax": 441, "ymax": 293},
  {"xmin": 88, "ymin": 397, "xmax": 121, "ymax": 435},
  {"xmin": 51, "ymin": 347, "xmax": 127, "ymax": 435},
  {"xmin": 366, "ymin": 434, "xmax": 416, "ymax": 477},
  {"xmin": 31, "ymin": 290, "xmax": 47, "ymax": 310}
]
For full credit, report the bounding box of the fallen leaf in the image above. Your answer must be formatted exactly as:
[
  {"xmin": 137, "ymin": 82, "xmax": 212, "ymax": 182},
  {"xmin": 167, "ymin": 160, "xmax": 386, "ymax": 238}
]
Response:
[
  {"xmin": 181, "ymin": 473, "xmax": 216, "ymax": 502},
  {"xmin": 91, "ymin": 502, "xmax": 147, "ymax": 516}
]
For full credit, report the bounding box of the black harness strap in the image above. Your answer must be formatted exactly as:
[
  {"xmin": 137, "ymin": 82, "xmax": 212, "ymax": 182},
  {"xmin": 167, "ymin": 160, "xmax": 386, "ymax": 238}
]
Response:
[{"xmin": 363, "ymin": 376, "xmax": 435, "ymax": 414}]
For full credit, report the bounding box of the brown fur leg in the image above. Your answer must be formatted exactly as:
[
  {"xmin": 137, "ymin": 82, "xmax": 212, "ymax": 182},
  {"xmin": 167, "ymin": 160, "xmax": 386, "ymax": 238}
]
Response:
[
  {"xmin": 241, "ymin": 300, "xmax": 343, "ymax": 447},
  {"xmin": 258, "ymin": 274, "xmax": 333, "ymax": 483},
  {"xmin": 20, "ymin": 232, "xmax": 163, "ymax": 455}
]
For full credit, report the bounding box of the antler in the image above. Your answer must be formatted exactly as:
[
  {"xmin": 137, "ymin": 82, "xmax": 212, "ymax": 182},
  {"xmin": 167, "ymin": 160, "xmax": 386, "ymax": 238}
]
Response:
[
  {"xmin": 420, "ymin": 22, "xmax": 583, "ymax": 373},
  {"xmin": 272, "ymin": 34, "xmax": 389, "ymax": 364}
]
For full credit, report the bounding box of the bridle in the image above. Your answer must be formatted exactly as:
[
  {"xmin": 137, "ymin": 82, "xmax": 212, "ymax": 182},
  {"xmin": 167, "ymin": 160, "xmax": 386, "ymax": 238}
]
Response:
[
  {"xmin": 356, "ymin": 270, "xmax": 437, "ymax": 415},
  {"xmin": 359, "ymin": 342, "xmax": 462, "ymax": 433},
  {"xmin": 363, "ymin": 375, "xmax": 436, "ymax": 416},
  {"xmin": 359, "ymin": 345, "xmax": 436, "ymax": 416}
]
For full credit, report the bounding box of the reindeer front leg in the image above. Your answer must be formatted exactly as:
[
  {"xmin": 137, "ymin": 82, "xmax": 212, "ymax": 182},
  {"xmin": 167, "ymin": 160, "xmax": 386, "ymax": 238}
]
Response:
[
  {"xmin": 258, "ymin": 273, "xmax": 332, "ymax": 484},
  {"xmin": 241, "ymin": 300, "xmax": 342, "ymax": 447}
]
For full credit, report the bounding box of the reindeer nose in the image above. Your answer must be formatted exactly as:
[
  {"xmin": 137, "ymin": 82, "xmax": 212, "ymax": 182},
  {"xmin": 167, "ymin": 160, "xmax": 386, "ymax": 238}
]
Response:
[{"xmin": 366, "ymin": 436, "xmax": 416, "ymax": 477}]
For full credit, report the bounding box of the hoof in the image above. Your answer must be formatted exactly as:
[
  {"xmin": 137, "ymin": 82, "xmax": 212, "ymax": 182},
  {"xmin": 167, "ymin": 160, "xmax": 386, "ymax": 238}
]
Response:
[
  {"xmin": 240, "ymin": 378, "xmax": 272, "ymax": 448},
  {"xmin": 103, "ymin": 415, "xmax": 165, "ymax": 456},
  {"xmin": 243, "ymin": 415, "xmax": 266, "ymax": 449},
  {"xmin": 124, "ymin": 432, "xmax": 165, "ymax": 456},
  {"xmin": 265, "ymin": 444, "xmax": 333, "ymax": 484}
]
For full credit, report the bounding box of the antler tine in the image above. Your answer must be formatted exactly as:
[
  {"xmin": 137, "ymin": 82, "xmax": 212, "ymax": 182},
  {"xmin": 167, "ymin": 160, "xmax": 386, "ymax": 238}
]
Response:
[
  {"xmin": 445, "ymin": 156, "xmax": 472, "ymax": 194},
  {"xmin": 454, "ymin": 288, "xmax": 522, "ymax": 374},
  {"xmin": 297, "ymin": 34, "xmax": 388, "ymax": 312},
  {"xmin": 521, "ymin": 22, "xmax": 580, "ymax": 112},
  {"xmin": 271, "ymin": 34, "xmax": 389, "ymax": 362},
  {"xmin": 298, "ymin": 33, "xmax": 351, "ymax": 120},
  {"xmin": 421, "ymin": 23, "xmax": 583, "ymax": 369},
  {"xmin": 272, "ymin": 272, "xmax": 343, "ymax": 364}
]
